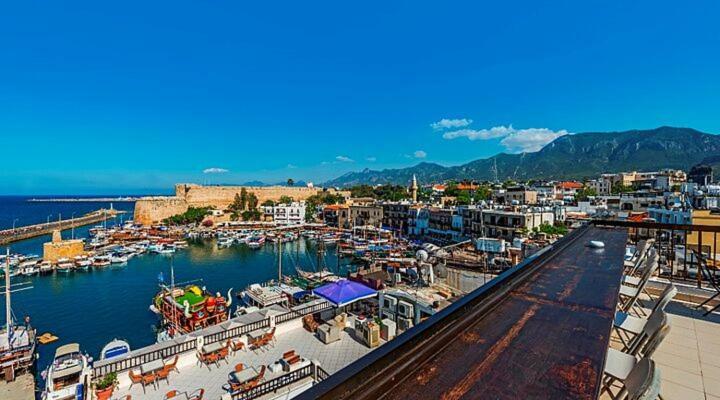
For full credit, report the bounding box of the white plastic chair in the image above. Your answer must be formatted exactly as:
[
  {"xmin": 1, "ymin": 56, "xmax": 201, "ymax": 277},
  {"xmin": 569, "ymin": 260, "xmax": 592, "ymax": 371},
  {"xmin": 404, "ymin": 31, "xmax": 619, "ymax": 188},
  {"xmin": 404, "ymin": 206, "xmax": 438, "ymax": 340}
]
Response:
[{"xmin": 614, "ymin": 285, "xmax": 676, "ymax": 350}]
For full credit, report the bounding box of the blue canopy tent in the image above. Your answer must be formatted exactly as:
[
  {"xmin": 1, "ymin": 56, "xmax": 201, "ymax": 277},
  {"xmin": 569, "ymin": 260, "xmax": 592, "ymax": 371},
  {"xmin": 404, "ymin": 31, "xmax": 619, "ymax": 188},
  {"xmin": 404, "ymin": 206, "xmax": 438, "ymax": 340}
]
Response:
[{"xmin": 313, "ymin": 279, "xmax": 377, "ymax": 307}]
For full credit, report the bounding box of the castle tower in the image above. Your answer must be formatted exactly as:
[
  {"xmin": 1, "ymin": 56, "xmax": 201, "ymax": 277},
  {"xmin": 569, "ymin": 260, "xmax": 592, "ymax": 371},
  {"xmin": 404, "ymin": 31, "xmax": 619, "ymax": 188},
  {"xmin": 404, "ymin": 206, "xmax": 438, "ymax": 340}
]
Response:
[{"xmin": 411, "ymin": 174, "xmax": 418, "ymax": 203}]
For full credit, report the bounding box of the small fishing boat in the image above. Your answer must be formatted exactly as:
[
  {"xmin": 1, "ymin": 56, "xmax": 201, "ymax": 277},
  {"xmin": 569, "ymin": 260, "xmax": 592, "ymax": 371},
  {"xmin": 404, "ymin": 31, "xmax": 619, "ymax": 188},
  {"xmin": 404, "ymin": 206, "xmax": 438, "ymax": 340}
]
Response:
[
  {"xmin": 247, "ymin": 235, "xmax": 266, "ymax": 249},
  {"xmin": 92, "ymin": 255, "xmax": 111, "ymax": 267},
  {"xmin": 110, "ymin": 253, "xmax": 128, "ymax": 264},
  {"xmin": 74, "ymin": 256, "xmax": 92, "ymax": 270},
  {"xmin": 100, "ymin": 338, "xmax": 131, "ymax": 360},
  {"xmin": 55, "ymin": 259, "xmax": 74, "ymax": 273},
  {"xmin": 39, "ymin": 261, "xmax": 54, "ymax": 275},
  {"xmin": 42, "ymin": 343, "xmax": 91, "ymax": 400}
]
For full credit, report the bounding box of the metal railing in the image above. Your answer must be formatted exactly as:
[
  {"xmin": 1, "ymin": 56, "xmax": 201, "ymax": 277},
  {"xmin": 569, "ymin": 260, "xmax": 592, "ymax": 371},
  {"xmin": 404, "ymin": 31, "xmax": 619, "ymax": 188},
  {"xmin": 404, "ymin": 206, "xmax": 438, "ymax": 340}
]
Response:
[
  {"xmin": 92, "ymin": 301, "xmax": 332, "ymax": 378},
  {"xmin": 592, "ymin": 219, "xmax": 720, "ymax": 288},
  {"xmin": 275, "ymin": 301, "xmax": 332, "ymax": 324},
  {"xmin": 231, "ymin": 363, "xmax": 327, "ymax": 400},
  {"xmin": 204, "ymin": 319, "xmax": 271, "ymax": 345},
  {"xmin": 92, "ymin": 338, "xmax": 196, "ymax": 377}
]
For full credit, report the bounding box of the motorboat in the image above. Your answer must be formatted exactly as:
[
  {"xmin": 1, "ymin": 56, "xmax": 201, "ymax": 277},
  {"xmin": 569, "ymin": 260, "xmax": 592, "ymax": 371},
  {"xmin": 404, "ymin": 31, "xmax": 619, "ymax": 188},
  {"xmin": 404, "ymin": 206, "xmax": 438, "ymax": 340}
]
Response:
[
  {"xmin": 110, "ymin": 253, "xmax": 128, "ymax": 264},
  {"xmin": 247, "ymin": 235, "xmax": 266, "ymax": 249},
  {"xmin": 92, "ymin": 255, "xmax": 111, "ymax": 267},
  {"xmin": 100, "ymin": 338, "xmax": 131, "ymax": 360},
  {"xmin": 39, "ymin": 261, "xmax": 54, "ymax": 275},
  {"xmin": 42, "ymin": 343, "xmax": 91, "ymax": 400},
  {"xmin": 55, "ymin": 259, "xmax": 74, "ymax": 273}
]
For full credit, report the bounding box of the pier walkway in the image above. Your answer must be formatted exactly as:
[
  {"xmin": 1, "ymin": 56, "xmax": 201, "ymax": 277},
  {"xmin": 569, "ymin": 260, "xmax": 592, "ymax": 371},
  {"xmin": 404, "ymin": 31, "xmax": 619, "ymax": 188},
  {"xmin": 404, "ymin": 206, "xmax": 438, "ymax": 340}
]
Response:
[{"xmin": 0, "ymin": 209, "xmax": 125, "ymax": 245}]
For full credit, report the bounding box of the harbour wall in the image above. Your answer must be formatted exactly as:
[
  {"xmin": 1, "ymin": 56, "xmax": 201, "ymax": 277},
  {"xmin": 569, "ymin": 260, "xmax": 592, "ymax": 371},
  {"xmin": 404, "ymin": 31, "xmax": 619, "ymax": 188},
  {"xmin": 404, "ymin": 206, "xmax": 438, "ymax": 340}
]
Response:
[{"xmin": 134, "ymin": 184, "xmax": 348, "ymax": 225}]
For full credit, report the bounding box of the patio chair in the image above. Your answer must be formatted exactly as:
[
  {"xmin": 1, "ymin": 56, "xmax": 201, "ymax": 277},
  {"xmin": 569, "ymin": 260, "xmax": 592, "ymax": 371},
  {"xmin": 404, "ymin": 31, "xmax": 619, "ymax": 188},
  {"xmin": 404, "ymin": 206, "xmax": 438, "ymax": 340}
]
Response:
[
  {"xmin": 164, "ymin": 390, "xmax": 179, "ymax": 399},
  {"xmin": 164, "ymin": 355, "xmax": 179, "ymax": 374},
  {"xmin": 605, "ymin": 323, "xmax": 670, "ymax": 384},
  {"xmin": 264, "ymin": 327, "xmax": 276, "ymax": 346},
  {"xmin": 218, "ymin": 346, "xmax": 230, "ymax": 364},
  {"xmin": 141, "ymin": 372, "xmax": 157, "ymax": 393},
  {"xmin": 187, "ymin": 388, "xmax": 205, "ymax": 400},
  {"xmin": 625, "ymin": 310, "xmax": 667, "ymax": 355},
  {"xmin": 282, "ymin": 350, "xmax": 296, "ymax": 361},
  {"xmin": 206, "ymin": 352, "xmax": 220, "ymax": 368},
  {"xmin": 129, "ymin": 370, "xmax": 143, "ymax": 390},
  {"xmin": 614, "ymin": 285, "xmax": 676, "ymax": 349},
  {"xmin": 156, "ymin": 366, "xmax": 171, "ymax": 386},
  {"xmin": 696, "ymin": 251, "xmax": 720, "ymax": 315},
  {"xmin": 602, "ymin": 357, "xmax": 661, "ymax": 400},
  {"xmin": 619, "ymin": 250, "xmax": 661, "ymax": 316},
  {"xmin": 229, "ymin": 339, "xmax": 245, "ymax": 353},
  {"xmin": 625, "ymin": 239, "xmax": 653, "ymax": 275},
  {"xmin": 623, "ymin": 247, "xmax": 658, "ymax": 286},
  {"xmin": 234, "ymin": 363, "xmax": 245, "ymax": 373}
]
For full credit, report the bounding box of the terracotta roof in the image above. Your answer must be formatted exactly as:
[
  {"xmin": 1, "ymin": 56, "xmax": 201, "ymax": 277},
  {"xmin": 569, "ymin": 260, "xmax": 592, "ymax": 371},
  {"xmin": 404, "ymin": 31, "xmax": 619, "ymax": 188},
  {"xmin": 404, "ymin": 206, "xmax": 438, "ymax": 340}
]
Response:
[
  {"xmin": 432, "ymin": 184, "xmax": 447, "ymax": 191},
  {"xmin": 557, "ymin": 181, "xmax": 583, "ymax": 190}
]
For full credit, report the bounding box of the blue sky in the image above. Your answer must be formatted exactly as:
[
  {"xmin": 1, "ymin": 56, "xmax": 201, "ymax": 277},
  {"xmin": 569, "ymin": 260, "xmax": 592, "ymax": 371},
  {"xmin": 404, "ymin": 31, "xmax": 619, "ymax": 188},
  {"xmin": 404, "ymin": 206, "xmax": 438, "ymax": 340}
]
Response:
[{"xmin": 2, "ymin": 1, "xmax": 719, "ymax": 194}]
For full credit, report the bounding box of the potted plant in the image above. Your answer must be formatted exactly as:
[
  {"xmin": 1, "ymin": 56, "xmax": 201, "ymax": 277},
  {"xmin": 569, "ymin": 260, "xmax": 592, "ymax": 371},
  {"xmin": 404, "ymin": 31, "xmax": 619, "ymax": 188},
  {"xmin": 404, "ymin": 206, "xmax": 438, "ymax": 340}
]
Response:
[{"xmin": 94, "ymin": 372, "xmax": 117, "ymax": 400}]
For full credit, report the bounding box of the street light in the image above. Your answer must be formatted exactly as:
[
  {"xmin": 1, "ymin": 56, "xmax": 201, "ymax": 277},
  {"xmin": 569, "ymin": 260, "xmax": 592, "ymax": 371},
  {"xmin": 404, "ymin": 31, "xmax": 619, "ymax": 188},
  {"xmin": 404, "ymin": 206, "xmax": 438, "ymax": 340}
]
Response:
[
  {"xmin": 12, "ymin": 218, "xmax": 18, "ymax": 234},
  {"xmin": 71, "ymin": 213, "xmax": 76, "ymax": 239},
  {"xmin": 47, "ymin": 215, "xmax": 52, "ymax": 225}
]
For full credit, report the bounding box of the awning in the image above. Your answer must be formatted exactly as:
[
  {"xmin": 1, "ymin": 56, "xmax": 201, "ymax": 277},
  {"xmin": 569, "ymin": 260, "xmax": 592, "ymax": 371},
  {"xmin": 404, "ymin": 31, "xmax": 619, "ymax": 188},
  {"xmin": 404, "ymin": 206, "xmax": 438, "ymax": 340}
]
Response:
[{"xmin": 313, "ymin": 279, "xmax": 377, "ymax": 307}]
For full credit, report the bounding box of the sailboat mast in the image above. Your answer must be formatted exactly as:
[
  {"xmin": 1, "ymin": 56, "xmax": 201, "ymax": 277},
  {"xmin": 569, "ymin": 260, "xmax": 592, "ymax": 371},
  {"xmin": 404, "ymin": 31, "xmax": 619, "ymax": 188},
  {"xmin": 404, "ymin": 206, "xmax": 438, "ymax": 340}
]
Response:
[
  {"xmin": 278, "ymin": 236, "xmax": 283, "ymax": 283},
  {"xmin": 5, "ymin": 248, "xmax": 12, "ymax": 348}
]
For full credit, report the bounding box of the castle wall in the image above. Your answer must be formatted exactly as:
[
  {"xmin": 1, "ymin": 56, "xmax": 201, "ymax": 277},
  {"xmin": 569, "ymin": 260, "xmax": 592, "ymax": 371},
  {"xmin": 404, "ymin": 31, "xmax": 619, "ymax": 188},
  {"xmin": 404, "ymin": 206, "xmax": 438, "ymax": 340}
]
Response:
[
  {"xmin": 134, "ymin": 197, "xmax": 189, "ymax": 225},
  {"xmin": 134, "ymin": 184, "xmax": 347, "ymax": 225}
]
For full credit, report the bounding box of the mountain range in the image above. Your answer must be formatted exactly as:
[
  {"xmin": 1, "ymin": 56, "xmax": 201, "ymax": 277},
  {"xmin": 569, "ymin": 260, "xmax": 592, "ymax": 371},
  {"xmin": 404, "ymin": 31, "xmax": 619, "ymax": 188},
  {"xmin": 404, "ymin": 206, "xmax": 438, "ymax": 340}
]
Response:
[{"xmin": 323, "ymin": 127, "xmax": 720, "ymax": 187}]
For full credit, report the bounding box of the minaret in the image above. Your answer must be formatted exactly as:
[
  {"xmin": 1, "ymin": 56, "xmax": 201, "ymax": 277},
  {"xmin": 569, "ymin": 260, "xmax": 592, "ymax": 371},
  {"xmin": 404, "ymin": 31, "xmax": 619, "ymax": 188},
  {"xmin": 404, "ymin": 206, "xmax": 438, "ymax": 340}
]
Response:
[{"xmin": 411, "ymin": 174, "xmax": 418, "ymax": 203}]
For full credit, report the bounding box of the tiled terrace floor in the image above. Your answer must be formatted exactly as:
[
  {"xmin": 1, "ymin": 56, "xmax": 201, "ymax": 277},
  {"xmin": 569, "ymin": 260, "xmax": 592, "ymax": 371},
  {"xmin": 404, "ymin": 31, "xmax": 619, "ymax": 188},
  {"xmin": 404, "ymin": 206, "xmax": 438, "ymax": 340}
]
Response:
[
  {"xmin": 604, "ymin": 298, "xmax": 720, "ymax": 400},
  {"xmin": 112, "ymin": 325, "xmax": 375, "ymax": 400}
]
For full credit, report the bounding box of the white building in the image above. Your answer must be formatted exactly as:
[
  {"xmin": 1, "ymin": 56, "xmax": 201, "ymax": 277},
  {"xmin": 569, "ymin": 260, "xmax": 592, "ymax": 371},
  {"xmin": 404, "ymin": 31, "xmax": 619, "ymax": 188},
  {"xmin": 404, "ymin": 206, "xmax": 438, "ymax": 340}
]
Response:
[{"xmin": 265, "ymin": 202, "xmax": 306, "ymax": 225}]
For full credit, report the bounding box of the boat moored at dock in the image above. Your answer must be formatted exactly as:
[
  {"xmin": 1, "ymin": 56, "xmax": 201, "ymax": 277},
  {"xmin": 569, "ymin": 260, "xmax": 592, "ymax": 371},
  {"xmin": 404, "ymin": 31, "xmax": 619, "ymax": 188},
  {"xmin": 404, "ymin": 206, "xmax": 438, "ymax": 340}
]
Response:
[{"xmin": 42, "ymin": 343, "xmax": 91, "ymax": 400}]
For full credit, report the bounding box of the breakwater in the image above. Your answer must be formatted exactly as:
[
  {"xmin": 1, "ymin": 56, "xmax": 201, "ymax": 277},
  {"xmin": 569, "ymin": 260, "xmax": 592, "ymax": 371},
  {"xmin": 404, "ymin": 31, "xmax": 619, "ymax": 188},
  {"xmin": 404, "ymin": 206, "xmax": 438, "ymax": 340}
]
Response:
[{"xmin": 0, "ymin": 209, "xmax": 126, "ymax": 245}]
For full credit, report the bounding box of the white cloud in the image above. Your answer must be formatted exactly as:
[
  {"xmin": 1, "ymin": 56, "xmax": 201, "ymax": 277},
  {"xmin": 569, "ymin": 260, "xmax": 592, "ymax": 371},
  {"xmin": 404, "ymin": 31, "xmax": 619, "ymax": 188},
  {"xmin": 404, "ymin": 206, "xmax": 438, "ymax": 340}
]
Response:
[
  {"xmin": 287, "ymin": 164, "xmax": 298, "ymax": 169},
  {"xmin": 431, "ymin": 118, "xmax": 473, "ymax": 131},
  {"xmin": 500, "ymin": 128, "xmax": 570, "ymax": 153},
  {"xmin": 413, "ymin": 150, "xmax": 427, "ymax": 159},
  {"xmin": 442, "ymin": 126, "xmax": 513, "ymax": 140},
  {"xmin": 442, "ymin": 124, "xmax": 570, "ymax": 153},
  {"xmin": 203, "ymin": 167, "xmax": 229, "ymax": 174},
  {"xmin": 365, "ymin": 156, "xmax": 377, "ymax": 162},
  {"xmin": 335, "ymin": 155, "xmax": 354, "ymax": 163}
]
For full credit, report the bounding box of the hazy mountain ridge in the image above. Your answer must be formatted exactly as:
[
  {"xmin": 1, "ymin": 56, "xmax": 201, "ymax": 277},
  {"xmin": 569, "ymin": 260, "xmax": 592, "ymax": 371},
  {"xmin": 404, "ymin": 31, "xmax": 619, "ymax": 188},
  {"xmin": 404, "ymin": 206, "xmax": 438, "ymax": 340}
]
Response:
[{"xmin": 324, "ymin": 127, "xmax": 720, "ymax": 186}]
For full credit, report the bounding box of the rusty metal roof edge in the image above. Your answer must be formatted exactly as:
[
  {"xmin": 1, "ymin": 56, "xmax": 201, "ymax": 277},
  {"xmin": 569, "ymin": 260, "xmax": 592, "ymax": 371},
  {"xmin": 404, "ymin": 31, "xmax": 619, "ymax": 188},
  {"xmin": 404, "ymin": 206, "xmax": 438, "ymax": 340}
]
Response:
[{"xmin": 299, "ymin": 224, "xmax": 596, "ymax": 400}]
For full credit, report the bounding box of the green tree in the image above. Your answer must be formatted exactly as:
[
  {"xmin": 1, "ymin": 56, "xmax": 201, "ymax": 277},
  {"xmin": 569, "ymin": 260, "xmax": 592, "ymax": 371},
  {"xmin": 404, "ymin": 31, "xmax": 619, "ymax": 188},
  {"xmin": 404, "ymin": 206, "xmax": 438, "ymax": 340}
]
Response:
[
  {"xmin": 163, "ymin": 207, "xmax": 213, "ymax": 225},
  {"xmin": 287, "ymin": 178, "xmax": 294, "ymax": 186},
  {"xmin": 611, "ymin": 182, "xmax": 633, "ymax": 194},
  {"xmin": 534, "ymin": 222, "xmax": 568, "ymax": 236},
  {"xmin": 261, "ymin": 199, "xmax": 275, "ymax": 207},
  {"xmin": 575, "ymin": 187, "xmax": 598, "ymax": 202},
  {"xmin": 239, "ymin": 188, "xmax": 248, "ymax": 210},
  {"xmin": 475, "ymin": 185, "xmax": 492, "ymax": 201},
  {"xmin": 278, "ymin": 195, "xmax": 294, "ymax": 204},
  {"xmin": 247, "ymin": 192, "xmax": 259, "ymax": 210},
  {"xmin": 456, "ymin": 190, "xmax": 471, "ymax": 205}
]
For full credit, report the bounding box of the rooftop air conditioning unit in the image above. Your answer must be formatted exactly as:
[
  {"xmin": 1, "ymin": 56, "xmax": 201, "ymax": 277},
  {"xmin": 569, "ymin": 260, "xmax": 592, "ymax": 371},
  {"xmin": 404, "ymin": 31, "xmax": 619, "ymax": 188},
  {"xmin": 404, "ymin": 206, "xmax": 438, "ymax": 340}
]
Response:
[
  {"xmin": 397, "ymin": 317, "xmax": 414, "ymax": 332},
  {"xmin": 382, "ymin": 295, "xmax": 397, "ymax": 311},
  {"xmin": 397, "ymin": 300, "xmax": 414, "ymax": 319}
]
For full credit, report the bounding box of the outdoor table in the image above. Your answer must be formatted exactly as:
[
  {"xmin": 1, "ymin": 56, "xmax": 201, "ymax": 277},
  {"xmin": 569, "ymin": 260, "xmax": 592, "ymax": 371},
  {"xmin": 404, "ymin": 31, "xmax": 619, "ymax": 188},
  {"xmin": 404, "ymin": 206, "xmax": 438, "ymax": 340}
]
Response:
[
  {"xmin": 247, "ymin": 329, "xmax": 266, "ymax": 342},
  {"xmin": 230, "ymin": 366, "xmax": 258, "ymax": 384},
  {"xmin": 201, "ymin": 341, "xmax": 223, "ymax": 354},
  {"xmin": 140, "ymin": 359, "xmax": 165, "ymax": 375}
]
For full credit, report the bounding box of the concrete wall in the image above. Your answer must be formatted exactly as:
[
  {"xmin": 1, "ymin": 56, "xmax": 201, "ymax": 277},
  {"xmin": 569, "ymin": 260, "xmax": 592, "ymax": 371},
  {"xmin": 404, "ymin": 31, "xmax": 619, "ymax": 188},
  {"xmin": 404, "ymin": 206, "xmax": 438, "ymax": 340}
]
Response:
[{"xmin": 134, "ymin": 184, "xmax": 347, "ymax": 225}]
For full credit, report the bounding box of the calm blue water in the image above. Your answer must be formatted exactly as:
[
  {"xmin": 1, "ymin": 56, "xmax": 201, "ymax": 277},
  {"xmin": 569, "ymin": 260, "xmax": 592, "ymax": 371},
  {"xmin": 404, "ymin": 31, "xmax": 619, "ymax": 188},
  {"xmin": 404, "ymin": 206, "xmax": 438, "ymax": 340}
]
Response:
[{"xmin": 0, "ymin": 196, "xmax": 347, "ymax": 388}]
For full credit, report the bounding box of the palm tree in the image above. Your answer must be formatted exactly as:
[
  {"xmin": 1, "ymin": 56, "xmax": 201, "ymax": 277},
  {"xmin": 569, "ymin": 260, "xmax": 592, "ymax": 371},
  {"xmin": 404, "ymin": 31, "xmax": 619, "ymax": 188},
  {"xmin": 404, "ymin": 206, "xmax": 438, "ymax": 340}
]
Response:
[{"xmin": 287, "ymin": 178, "xmax": 294, "ymax": 186}]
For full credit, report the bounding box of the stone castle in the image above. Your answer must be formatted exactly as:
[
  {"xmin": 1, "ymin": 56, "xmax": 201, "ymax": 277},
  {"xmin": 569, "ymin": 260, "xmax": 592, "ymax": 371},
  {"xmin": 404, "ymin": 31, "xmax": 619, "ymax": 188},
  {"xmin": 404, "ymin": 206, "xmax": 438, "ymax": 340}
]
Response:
[{"xmin": 134, "ymin": 183, "xmax": 347, "ymax": 225}]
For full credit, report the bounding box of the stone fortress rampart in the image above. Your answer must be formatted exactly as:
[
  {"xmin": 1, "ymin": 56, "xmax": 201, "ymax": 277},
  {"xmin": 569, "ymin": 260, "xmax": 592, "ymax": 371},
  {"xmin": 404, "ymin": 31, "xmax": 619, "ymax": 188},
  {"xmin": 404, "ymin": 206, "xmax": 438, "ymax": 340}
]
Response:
[{"xmin": 134, "ymin": 183, "xmax": 344, "ymax": 225}]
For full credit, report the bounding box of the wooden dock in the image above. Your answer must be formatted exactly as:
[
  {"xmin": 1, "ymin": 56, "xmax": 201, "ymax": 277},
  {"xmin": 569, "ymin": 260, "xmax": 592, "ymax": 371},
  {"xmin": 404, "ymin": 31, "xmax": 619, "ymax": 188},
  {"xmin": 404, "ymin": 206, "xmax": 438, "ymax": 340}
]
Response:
[{"xmin": 0, "ymin": 209, "xmax": 126, "ymax": 245}]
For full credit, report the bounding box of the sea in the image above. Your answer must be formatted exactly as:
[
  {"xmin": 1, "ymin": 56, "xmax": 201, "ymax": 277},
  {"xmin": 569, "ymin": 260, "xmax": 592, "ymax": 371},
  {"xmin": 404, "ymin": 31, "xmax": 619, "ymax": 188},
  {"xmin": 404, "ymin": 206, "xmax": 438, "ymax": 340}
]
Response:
[{"xmin": 0, "ymin": 196, "xmax": 347, "ymax": 388}]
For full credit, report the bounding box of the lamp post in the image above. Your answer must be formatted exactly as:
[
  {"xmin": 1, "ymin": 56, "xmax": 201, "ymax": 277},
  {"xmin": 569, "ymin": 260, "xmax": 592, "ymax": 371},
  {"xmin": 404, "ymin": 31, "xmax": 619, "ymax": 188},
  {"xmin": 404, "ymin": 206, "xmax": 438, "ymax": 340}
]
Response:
[
  {"xmin": 71, "ymin": 213, "xmax": 76, "ymax": 239},
  {"xmin": 47, "ymin": 215, "xmax": 52, "ymax": 226},
  {"xmin": 12, "ymin": 219, "xmax": 18, "ymax": 234}
]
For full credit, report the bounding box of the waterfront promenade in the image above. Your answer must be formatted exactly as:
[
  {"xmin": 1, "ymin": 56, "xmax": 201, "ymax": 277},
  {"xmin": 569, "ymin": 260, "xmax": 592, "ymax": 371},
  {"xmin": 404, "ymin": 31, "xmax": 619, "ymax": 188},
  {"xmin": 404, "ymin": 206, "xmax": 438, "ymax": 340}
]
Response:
[{"xmin": 0, "ymin": 208, "xmax": 125, "ymax": 245}]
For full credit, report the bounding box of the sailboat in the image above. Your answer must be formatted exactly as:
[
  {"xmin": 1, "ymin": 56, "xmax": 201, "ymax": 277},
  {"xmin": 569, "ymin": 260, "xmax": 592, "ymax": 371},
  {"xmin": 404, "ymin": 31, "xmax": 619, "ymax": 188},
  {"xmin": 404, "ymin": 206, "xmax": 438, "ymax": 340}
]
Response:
[{"xmin": 0, "ymin": 248, "xmax": 37, "ymax": 381}]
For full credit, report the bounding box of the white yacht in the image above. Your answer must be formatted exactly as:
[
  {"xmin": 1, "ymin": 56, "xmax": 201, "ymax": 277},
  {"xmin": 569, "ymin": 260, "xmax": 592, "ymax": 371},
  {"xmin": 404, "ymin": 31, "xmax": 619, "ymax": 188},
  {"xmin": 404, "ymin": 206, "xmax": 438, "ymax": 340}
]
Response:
[{"xmin": 42, "ymin": 343, "xmax": 91, "ymax": 400}]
